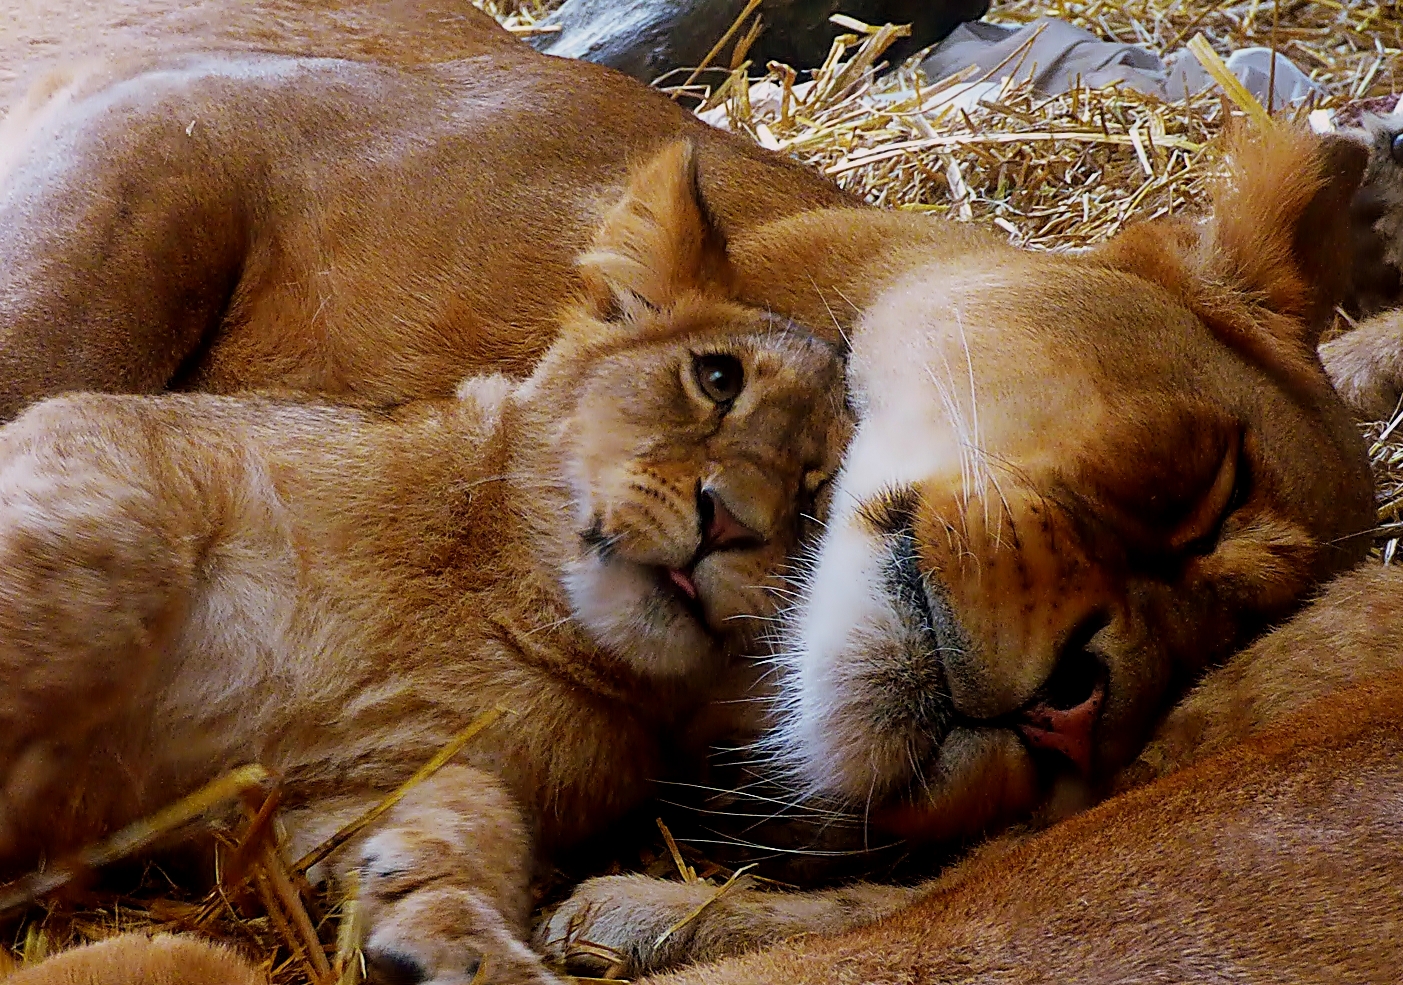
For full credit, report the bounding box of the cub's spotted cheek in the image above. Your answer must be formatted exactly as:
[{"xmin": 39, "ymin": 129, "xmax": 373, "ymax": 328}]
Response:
[{"xmin": 692, "ymin": 353, "xmax": 745, "ymax": 404}]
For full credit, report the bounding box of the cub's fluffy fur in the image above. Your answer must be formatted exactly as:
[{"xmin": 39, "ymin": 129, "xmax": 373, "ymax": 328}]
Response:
[{"xmin": 0, "ymin": 143, "xmax": 849, "ymax": 985}]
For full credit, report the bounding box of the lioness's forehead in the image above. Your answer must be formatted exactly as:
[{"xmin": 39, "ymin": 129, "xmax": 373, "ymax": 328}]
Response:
[
  {"xmin": 852, "ymin": 260, "xmax": 1222, "ymax": 396},
  {"xmin": 835, "ymin": 259, "xmax": 1241, "ymax": 506}
]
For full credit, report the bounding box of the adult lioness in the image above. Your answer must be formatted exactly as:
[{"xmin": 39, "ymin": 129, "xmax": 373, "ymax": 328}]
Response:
[{"xmin": 0, "ymin": 144, "xmax": 850, "ymax": 985}]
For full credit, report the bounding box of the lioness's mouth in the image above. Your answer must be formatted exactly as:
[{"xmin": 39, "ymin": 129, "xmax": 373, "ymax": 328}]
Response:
[{"xmin": 1011, "ymin": 670, "xmax": 1107, "ymax": 778}]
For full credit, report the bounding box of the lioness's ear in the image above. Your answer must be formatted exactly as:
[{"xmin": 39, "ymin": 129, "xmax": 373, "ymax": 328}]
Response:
[
  {"xmin": 1204, "ymin": 124, "xmax": 1367, "ymax": 346},
  {"xmin": 1099, "ymin": 124, "xmax": 1368, "ymax": 356},
  {"xmin": 578, "ymin": 140, "xmax": 734, "ymax": 319}
]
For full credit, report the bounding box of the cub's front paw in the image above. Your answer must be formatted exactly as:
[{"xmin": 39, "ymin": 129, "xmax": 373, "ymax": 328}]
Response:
[
  {"xmin": 361, "ymin": 883, "xmax": 562, "ymax": 985},
  {"xmin": 533, "ymin": 875, "xmax": 733, "ymax": 978}
]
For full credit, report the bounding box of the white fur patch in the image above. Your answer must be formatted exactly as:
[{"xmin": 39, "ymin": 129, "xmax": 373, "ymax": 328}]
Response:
[{"xmin": 771, "ymin": 264, "xmax": 1096, "ymax": 799}]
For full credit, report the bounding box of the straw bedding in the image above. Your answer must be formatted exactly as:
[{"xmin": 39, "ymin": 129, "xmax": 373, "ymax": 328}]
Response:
[{"xmin": 2, "ymin": 1, "xmax": 1401, "ymax": 980}]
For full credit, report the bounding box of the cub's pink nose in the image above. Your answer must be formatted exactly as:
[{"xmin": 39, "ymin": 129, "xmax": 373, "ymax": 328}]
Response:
[
  {"xmin": 1016, "ymin": 679, "xmax": 1106, "ymax": 777},
  {"xmin": 697, "ymin": 486, "xmax": 761, "ymax": 555}
]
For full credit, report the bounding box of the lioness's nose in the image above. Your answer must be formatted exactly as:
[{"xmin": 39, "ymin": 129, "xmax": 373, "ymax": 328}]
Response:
[{"xmin": 697, "ymin": 486, "xmax": 762, "ymax": 556}]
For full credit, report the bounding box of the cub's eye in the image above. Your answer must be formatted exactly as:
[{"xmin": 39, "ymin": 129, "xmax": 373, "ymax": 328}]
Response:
[
  {"xmin": 1392, "ymin": 132, "xmax": 1403, "ymax": 166},
  {"xmin": 693, "ymin": 353, "xmax": 744, "ymax": 404}
]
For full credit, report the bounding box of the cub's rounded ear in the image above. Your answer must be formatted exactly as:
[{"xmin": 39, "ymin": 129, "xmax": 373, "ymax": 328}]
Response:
[{"xmin": 576, "ymin": 140, "xmax": 734, "ymax": 322}]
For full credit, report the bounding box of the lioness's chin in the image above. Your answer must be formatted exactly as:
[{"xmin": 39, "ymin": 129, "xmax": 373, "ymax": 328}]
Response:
[
  {"xmin": 870, "ymin": 729, "xmax": 1041, "ymax": 842},
  {"xmin": 564, "ymin": 557, "xmax": 719, "ymax": 679}
]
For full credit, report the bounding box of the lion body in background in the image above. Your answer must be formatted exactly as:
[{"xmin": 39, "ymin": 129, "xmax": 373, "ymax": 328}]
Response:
[{"xmin": 0, "ymin": 1, "xmax": 1396, "ymax": 982}]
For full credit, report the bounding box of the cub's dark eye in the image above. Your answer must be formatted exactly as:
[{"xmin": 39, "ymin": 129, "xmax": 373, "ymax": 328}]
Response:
[
  {"xmin": 693, "ymin": 353, "xmax": 744, "ymax": 404},
  {"xmin": 1392, "ymin": 132, "xmax": 1403, "ymax": 166}
]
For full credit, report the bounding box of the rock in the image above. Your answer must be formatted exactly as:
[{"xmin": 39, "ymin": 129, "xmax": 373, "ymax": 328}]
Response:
[{"xmin": 531, "ymin": 0, "xmax": 991, "ymax": 84}]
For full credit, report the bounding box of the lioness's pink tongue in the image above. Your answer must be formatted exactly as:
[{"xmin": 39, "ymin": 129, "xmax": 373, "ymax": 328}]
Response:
[
  {"xmin": 1016, "ymin": 680, "xmax": 1105, "ymax": 777},
  {"xmin": 668, "ymin": 568, "xmax": 698, "ymax": 600}
]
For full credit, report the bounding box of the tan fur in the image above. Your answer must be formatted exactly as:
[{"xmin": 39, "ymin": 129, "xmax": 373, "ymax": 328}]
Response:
[
  {"xmin": 763, "ymin": 123, "xmax": 1374, "ymax": 847},
  {"xmin": 0, "ymin": 6, "xmax": 1391, "ymax": 979},
  {"xmin": 641, "ymin": 664, "xmax": 1403, "ymax": 984},
  {"xmin": 0, "ymin": 935, "xmax": 262, "ymax": 985},
  {"xmin": 1124, "ymin": 560, "xmax": 1403, "ymax": 786},
  {"xmin": 0, "ymin": 144, "xmax": 850, "ymax": 985},
  {"xmin": 542, "ymin": 560, "xmax": 1403, "ymax": 978},
  {"xmin": 0, "ymin": 0, "xmax": 859, "ymax": 413},
  {"xmin": 1320, "ymin": 306, "xmax": 1403, "ymax": 418}
]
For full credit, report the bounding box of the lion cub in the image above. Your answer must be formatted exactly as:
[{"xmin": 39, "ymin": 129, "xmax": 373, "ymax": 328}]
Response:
[
  {"xmin": 0, "ymin": 142, "xmax": 849, "ymax": 985},
  {"xmin": 1322, "ymin": 112, "xmax": 1403, "ymax": 414}
]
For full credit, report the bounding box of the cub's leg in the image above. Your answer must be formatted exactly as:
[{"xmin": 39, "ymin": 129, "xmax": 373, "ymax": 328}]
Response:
[
  {"xmin": 0, "ymin": 398, "xmax": 203, "ymax": 860},
  {"xmin": 290, "ymin": 767, "xmax": 562, "ymax": 985},
  {"xmin": 533, "ymin": 874, "xmax": 923, "ymax": 978},
  {"xmin": 1319, "ymin": 308, "xmax": 1403, "ymax": 419}
]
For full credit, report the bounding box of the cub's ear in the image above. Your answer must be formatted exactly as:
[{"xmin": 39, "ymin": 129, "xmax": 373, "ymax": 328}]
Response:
[
  {"xmin": 1097, "ymin": 124, "xmax": 1368, "ymax": 368},
  {"xmin": 577, "ymin": 140, "xmax": 734, "ymax": 320}
]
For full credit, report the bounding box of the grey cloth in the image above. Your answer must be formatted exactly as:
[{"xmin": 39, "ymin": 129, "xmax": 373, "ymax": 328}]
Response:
[
  {"xmin": 920, "ymin": 16, "xmax": 1323, "ymax": 106},
  {"xmin": 922, "ymin": 18, "xmax": 1167, "ymax": 94}
]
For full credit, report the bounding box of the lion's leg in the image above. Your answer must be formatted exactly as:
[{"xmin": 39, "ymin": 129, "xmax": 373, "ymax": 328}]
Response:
[
  {"xmin": 0, "ymin": 399, "xmax": 205, "ymax": 860},
  {"xmin": 289, "ymin": 766, "xmax": 563, "ymax": 985},
  {"xmin": 1, "ymin": 934, "xmax": 261, "ymax": 985},
  {"xmin": 0, "ymin": 69, "xmax": 256, "ymax": 419},
  {"xmin": 533, "ymin": 874, "xmax": 924, "ymax": 978}
]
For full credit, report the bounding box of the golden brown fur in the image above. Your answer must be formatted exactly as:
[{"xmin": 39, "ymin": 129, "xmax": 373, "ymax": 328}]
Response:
[
  {"xmin": 0, "ymin": 3, "xmax": 1392, "ymax": 978},
  {"xmin": 0, "ymin": 0, "xmax": 1380, "ymax": 854},
  {"xmin": 0, "ymin": 935, "xmax": 261, "ymax": 985},
  {"xmin": 523, "ymin": 123, "xmax": 1391, "ymax": 977},
  {"xmin": 646, "ymin": 661, "xmax": 1403, "ymax": 984},
  {"xmin": 753, "ymin": 123, "xmax": 1374, "ymax": 849},
  {"xmin": 537, "ymin": 559, "xmax": 1403, "ymax": 979},
  {"xmin": 0, "ymin": 0, "xmax": 859, "ymax": 413},
  {"xmin": 0, "ymin": 143, "xmax": 849, "ymax": 985}
]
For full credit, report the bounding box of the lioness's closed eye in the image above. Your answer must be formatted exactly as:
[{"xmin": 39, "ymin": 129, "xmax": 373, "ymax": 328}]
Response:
[{"xmin": 0, "ymin": 141, "xmax": 850, "ymax": 985}]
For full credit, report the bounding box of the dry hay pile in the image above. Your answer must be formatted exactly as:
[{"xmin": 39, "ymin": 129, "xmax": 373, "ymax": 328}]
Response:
[{"xmin": 4, "ymin": 2, "xmax": 1403, "ymax": 982}]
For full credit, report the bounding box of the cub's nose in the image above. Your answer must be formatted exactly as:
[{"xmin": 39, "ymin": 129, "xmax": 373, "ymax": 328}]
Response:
[{"xmin": 697, "ymin": 486, "xmax": 763, "ymax": 558}]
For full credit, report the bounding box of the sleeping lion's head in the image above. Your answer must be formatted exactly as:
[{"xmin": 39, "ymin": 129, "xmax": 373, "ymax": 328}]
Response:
[
  {"xmin": 771, "ymin": 125, "xmax": 1376, "ymax": 841},
  {"xmin": 518, "ymin": 142, "xmax": 850, "ymax": 684}
]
